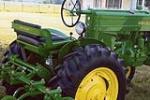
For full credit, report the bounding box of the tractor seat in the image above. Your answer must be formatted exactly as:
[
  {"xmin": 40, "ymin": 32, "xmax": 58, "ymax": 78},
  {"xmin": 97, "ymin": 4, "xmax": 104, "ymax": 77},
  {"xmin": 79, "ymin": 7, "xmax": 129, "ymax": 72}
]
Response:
[
  {"xmin": 13, "ymin": 20, "xmax": 69, "ymax": 42},
  {"xmin": 16, "ymin": 28, "xmax": 70, "ymax": 47},
  {"xmin": 47, "ymin": 29, "xmax": 70, "ymax": 41}
]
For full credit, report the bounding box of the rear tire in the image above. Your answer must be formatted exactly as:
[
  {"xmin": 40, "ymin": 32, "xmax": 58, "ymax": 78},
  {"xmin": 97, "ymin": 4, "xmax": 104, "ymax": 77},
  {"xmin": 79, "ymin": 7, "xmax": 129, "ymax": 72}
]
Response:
[{"xmin": 52, "ymin": 44, "xmax": 126, "ymax": 100}]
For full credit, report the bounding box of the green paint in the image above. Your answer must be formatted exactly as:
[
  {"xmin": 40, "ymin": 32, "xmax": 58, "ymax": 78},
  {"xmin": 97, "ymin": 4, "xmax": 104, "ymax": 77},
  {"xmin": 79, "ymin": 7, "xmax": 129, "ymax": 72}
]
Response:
[
  {"xmin": 1, "ymin": 7, "xmax": 150, "ymax": 100},
  {"xmin": 83, "ymin": 9, "xmax": 150, "ymax": 67}
]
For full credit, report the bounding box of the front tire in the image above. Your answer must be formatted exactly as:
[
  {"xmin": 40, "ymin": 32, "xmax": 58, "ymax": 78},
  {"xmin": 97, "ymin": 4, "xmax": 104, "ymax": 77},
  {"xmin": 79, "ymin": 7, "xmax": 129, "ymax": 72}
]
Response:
[{"xmin": 53, "ymin": 44, "xmax": 126, "ymax": 100}]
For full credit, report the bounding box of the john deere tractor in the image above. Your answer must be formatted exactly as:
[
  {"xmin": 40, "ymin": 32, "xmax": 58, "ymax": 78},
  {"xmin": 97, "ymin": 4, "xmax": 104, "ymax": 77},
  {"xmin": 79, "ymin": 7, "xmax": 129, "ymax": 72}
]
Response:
[{"xmin": 1, "ymin": 0, "xmax": 150, "ymax": 100}]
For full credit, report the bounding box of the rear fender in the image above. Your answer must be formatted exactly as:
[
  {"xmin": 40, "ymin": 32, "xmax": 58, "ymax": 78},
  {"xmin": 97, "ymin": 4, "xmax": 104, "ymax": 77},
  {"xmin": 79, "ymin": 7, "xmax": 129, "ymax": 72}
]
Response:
[{"xmin": 58, "ymin": 38, "xmax": 105, "ymax": 63}]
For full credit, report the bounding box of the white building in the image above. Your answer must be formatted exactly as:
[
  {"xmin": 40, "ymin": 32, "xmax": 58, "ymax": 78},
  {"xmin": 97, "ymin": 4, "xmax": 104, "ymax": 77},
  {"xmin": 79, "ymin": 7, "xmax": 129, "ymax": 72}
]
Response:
[{"xmin": 80, "ymin": 0, "xmax": 148, "ymax": 10}]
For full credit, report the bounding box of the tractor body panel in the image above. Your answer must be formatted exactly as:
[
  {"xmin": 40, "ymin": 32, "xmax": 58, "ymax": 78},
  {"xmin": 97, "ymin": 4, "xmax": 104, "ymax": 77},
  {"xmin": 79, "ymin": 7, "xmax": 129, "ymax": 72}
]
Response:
[
  {"xmin": 82, "ymin": 9, "xmax": 150, "ymax": 67},
  {"xmin": 85, "ymin": 9, "xmax": 150, "ymax": 35}
]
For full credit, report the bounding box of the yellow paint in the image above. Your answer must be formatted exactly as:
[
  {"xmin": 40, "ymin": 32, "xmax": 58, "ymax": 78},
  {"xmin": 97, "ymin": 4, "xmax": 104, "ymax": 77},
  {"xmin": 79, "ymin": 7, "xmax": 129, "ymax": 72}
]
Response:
[
  {"xmin": 126, "ymin": 66, "xmax": 132, "ymax": 79},
  {"xmin": 75, "ymin": 67, "xmax": 118, "ymax": 100}
]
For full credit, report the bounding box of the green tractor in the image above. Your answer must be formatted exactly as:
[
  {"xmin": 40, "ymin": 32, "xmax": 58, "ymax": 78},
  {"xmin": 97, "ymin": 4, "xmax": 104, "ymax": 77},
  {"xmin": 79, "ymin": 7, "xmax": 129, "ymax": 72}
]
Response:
[{"xmin": 1, "ymin": 0, "xmax": 150, "ymax": 100}]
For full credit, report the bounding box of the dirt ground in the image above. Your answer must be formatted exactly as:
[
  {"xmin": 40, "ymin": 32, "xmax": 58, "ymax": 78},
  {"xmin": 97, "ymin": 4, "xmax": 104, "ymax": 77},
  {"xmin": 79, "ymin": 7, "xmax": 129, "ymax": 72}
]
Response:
[{"xmin": 126, "ymin": 65, "xmax": 150, "ymax": 100}]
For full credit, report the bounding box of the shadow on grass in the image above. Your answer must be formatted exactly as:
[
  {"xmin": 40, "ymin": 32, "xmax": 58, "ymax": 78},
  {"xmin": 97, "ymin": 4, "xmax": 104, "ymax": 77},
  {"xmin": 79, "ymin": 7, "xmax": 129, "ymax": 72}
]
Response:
[{"xmin": 126, "ymin": 66, "xmax": 150, "ymax": 100}]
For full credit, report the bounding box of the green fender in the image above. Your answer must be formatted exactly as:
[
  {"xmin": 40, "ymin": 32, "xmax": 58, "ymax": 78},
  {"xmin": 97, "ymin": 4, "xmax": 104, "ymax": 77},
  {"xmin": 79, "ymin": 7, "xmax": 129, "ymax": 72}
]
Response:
[{"xmin": 58, "ymin": 38, "xmax": 105, "ymax": 63}]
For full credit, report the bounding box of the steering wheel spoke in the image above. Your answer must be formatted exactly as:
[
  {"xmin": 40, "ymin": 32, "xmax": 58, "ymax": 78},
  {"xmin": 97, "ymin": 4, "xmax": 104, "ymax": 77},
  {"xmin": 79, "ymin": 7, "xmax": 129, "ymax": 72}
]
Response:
[
  {"xmin": 61, "ymin": 0, "xmax": 81, "ymax": 27},
  {"xmin": 71, "ymin": 0, "xmax": 78, "ymax": 11},
  {"xmin": 63, "ymin": 8, "xmax": 71, "ymax": 11}
]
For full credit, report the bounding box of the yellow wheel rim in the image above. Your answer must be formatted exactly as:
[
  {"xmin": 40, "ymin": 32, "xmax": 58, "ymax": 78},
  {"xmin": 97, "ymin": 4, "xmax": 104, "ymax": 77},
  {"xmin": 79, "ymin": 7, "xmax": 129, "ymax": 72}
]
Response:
[
  {"xmin": 75, "ymin": 67, "xmax": 119, "ymax": 100},
  {"xmin": 125, "ymin": 67, "xmax": 132, "ymax": 79}
]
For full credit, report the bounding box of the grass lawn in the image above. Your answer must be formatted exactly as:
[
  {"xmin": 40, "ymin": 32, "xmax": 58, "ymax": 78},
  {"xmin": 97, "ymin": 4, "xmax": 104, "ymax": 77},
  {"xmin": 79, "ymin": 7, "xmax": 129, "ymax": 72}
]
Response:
[{"xmin": 0, "ymin": 12, "xmax": 77, "ymax": 45}]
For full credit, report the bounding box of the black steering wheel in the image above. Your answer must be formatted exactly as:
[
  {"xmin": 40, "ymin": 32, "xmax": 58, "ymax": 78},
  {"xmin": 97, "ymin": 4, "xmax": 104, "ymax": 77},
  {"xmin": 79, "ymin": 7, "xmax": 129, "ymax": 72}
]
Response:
[{"xmin": 61, "ymin": 0, "xmax": 81, "ymax": 27}]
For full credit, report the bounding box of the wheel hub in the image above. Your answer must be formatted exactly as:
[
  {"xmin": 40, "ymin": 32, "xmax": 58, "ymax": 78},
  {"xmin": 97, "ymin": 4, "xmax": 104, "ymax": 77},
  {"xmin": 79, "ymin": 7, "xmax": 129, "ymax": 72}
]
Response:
[{"xmin": 75, "ymin": 67, "xmax": 118, "ymax": 100}]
